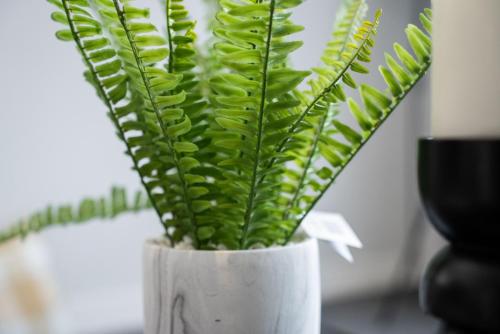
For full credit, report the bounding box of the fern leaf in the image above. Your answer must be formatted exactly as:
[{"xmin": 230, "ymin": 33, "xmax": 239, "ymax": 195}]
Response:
[
  {"xmin": 256, "ymin": 4, "xmax": 379, "ymax": 207},
  {"xmin": 291, "ymin": 7, "xmax": 381, "ymax": 142},
  {"xmin": 47, "ymin": 0, "xmax": 179, "ymax": 243},
  {"xmin": 94, "ymin": 0, "xmax": 210, "ymax": 247},
  {"xmin": 164, "ymin": 0, "xmax": 216, "ymax": 247},
  {"xmin": 267, "ymin": 1, "xmax": 378, "ymax": 224},
  {"xmin": 282, "ymin": 8, "xmax": 433, "ymax": 242},
  {"xmin": 209, "ymin": 0, "xmax": 309, "ymax": 248},
  {"xmin": 0, "ymin": 187, "xmax": 151, "ymax": 244}
]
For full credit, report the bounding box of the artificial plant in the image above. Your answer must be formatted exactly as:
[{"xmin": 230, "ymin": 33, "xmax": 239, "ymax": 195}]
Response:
[{"xmin": 0, "ymin": 0, "xmax": 432, "ymax": 249}]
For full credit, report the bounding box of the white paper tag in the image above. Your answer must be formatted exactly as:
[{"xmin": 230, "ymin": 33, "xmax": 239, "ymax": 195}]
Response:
[{"xmin": 301, "ymin": 211, "xmax": 362, "ymax": 263}]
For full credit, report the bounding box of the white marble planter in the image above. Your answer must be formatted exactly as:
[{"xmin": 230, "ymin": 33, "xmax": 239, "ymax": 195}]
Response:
[{"xmin": 143, "ymin": 238, "xmax": 320, "ymax": 334}]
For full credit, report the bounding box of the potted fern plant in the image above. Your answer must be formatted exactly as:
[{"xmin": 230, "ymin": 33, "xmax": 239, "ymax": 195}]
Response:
[{"xmin": 0, "ymin": 0, "xmax": 432, "ymax": 332}]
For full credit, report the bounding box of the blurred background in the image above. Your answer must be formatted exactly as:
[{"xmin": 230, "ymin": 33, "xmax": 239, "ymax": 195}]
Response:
[{"xmin": 0, "ymin": 0, "xmax": 441, "ymax": 333}]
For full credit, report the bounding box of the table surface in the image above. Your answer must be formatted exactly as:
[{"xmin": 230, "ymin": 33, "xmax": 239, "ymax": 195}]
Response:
[
  {"xmin": 322, "ymin": 291, "xmax": 439, "ymax": 334},
  {"xmin": 103, "ymin": 291, "xmax": 439, "ymax": 334}
]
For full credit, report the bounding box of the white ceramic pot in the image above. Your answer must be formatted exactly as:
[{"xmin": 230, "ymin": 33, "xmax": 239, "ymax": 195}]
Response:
[{"xmin": 143, "ymin": 238, "xmax": 320, "ymax": 334}]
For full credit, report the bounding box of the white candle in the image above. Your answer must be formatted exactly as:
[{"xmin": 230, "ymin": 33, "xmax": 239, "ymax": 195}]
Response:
[{"xmin": 432, "ymin": 0, "xmax": 500, "ymax": 138}]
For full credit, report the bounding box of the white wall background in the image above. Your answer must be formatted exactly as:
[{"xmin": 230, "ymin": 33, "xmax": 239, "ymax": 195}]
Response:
[{"xmin": 0, "ymin": 0, "xmax": 440, "ymax": 333}]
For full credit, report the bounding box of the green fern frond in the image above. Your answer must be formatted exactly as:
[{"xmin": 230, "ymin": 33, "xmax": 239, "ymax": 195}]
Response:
[
  {"xmin": 91, "ymin": 0, "xmax": 210, "ymax": 247},
  {"xmin": 287, "ymin": 8, "xmax": 381, "ymax": 145},
  {"xmin": 196, "ymin": 0, "xmax": 223, "ymax": 99},
  {"xmin": 255, "ymin": 5, "xmax": 379, "ymax": 198},
  {"xmin": 48, "ymin": 0, "xmax": 174, "ymax": 241},
  {"xmin": 209, "ymin": 0, "xmax": 310, "ymax": 248},
  {"xmin": 0, "ymin": 187, "xmax": 151, "ymax": 244},
  {"xmin": 251, "ymin": 2, "xmax": 378, "ymax": 229},
  {"xmin": 275, "ymin": 0, "xmax": 370, "ymax": 221},
  {"xmin": 164, "ymin": 0, "xmax": 216, "ymax": 245},
  {"xmin": 282, "ymin": 8, "xmax": 432, "ymax": 242},
  {"xmin": 316, "ymin": 0, "xmax": 369, "ymax": 86}
]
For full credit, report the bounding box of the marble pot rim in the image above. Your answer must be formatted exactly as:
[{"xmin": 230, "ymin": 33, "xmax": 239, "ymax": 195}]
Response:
[{"xmin": 144, "ymin": 236, "xmax": 316, "ymax": 255}]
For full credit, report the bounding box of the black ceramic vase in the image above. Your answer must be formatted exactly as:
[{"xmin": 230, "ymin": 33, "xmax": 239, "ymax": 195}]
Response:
[{"xmin": 418, "ymin": 138, "xmax": 500, "ymax": 333}]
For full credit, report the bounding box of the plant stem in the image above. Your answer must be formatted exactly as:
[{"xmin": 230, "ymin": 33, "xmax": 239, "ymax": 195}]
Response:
[
  {"xmin": 283, "ymin": 110, "xmax": 330, "ymax": 220},
  {"xmin": 239, "ymin": 0, "xmax": 276, "ymax": 249},
  {"xmin": 165, "ymin": 0, "xmax": 174, "ymax": 73}
]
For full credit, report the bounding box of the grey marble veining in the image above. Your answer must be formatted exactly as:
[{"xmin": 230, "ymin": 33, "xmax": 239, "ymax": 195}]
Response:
[{"xmin": 143, "ymin": 239, "xmax": 321, "ymax": 334}]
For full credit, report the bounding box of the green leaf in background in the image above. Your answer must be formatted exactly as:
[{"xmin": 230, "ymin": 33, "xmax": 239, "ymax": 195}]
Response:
[{"xmin": 0, "ymin": 187, "xmax": 151, "ymax": 244}]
